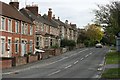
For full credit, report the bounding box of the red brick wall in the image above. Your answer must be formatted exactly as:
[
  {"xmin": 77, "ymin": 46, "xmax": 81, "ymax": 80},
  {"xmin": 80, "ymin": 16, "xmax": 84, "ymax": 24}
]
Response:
[
  {"xmin": 0, "ymin": 59, "xmax": 12, "ymax": 69},
  {"xmin": 13, "ymin": 57, "xmax": 27, "ymax": 66},
  {"xmin": 1, "ymin": 16, "xmax": 35, "ymax": 57},
  {"xmin": 54, "ymin": 49, "xmax": 61, "ymax": 56},
  {"xmin": 27, "ymin": 55, "xmax": 38, "ymax": 63}
]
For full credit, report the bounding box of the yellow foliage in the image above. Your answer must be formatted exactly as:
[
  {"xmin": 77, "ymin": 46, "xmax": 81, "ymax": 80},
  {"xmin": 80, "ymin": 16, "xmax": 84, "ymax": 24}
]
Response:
[{"xmin": 86, "ymin": 24, "xmax": 104, "ymax": 42}]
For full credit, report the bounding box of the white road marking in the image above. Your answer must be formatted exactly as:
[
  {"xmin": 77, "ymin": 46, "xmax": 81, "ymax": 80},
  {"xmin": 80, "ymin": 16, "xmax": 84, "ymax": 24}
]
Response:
[
  {"xmin": 85, "ymin": 55, "xmax": 89, "ymax": 58},
  {"xmin": 81, "ymin": 58, "xmax": 84, "ymax": 61},
  {"xmin": 48, "ymin": 70, "xmax": 61, "ymax": 76},
  {"xmin": 69, "ymin": 49, "xmax": 88, "ymax": 57},
  {"xmin": 74, "ymin": 60, "xmax": 79, "ymax": 64},
  {"xmin": 65, "ymin": 65, "xmax": 72, "ymax": 69},
  {"xmin": 89, "ymin": 53, "xmax": 92, "ymax": 55}
]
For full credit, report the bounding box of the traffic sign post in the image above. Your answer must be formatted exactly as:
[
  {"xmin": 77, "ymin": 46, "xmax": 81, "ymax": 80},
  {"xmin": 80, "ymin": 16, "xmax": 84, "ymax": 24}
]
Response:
[{"xmin": 116, "ymin": 32, "xmax": 120, "ymax": 52}]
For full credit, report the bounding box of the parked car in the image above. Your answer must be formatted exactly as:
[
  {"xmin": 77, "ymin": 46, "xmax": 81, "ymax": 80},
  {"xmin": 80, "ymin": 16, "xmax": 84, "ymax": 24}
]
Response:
[{"xmin": 95, "ymin": 43, "xmax": 103, "ymax": 48}]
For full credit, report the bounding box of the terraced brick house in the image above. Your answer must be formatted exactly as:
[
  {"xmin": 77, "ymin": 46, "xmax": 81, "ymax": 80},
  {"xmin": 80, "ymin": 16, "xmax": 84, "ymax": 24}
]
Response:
[
  {"xmin": 53, "ymin": 16, "xmax": 66, "ymax": 40},
  {"xmin": 70, "ymin": 24, "xmax": 78, "ymax": 43},
  {"xmin": 20, "ymin": 6, "xmax": 60, "ymax": 49},
  {"xmin": 42, "ymin": 8, "xmax": 60, "ymax": 48},
  {"xmin": 0, "ymin": 1, "xmax": 35, "ymax": 57}
]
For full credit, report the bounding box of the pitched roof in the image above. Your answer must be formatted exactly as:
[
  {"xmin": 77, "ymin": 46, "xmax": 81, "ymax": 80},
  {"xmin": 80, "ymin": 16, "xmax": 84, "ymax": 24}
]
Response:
[
  {"xmin": 20, "ymin": 8, "xmax": 59, "ymax": 28},
  {"xmin": 54, "ymin": 19, "xmax": 65, "ymax": 26},
  {"xmin": 0, "ymin": 1, "xmax": 32, "ymax": 24},
  {"xmin": 42, "ymin": 14, "xmax": 59, "ymax": 28},
  {"xmin": 70, "ymin": 24, "xmax": 77, "ymax": 30}
]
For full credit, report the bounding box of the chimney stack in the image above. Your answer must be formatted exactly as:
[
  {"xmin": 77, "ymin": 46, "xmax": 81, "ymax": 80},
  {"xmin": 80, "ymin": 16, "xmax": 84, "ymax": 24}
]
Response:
[
  {"xmin": 26, "ymin": 4, "xmax": 38, "ymax": 16},
  {"xmin": 48, "ymin": 8, "xmax": 52, "ymax": 20},
  {"xmin": 65, "ymin": 20, "xmax": 68, "ymax": 24},
  {"xmin": 53, "ymin": 14, "xmax": 55, "ymax": 19},
  {"xmin": 58, "ymin": 17, "xmax": 60, "ymax": 20},
  {"xmin": 9, "ymin": 0, "xmax": 19, "ymax": 9}
]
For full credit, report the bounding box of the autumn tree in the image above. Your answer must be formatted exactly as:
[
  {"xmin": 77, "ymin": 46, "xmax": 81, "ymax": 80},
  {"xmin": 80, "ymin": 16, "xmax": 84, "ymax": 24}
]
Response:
[{"xmin": 85, "ymin": 24, "xmax": 104, "ymax": 45}]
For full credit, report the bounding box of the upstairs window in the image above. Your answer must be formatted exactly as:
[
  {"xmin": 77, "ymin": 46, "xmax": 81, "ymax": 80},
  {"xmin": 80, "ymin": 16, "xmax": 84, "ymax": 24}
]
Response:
[
  {"xmin": 8, "ymin": 19, "xmax": 12, "ymax": 32},
  {"xmin": 30, "ymin": 25, "xmax": 33, "ymax": 35},
  {"xmin": 1, "ymin": 17, "xmax": 5, "ymax": 30},
  {"xmin": 15, "ymin": 21, "xmax": 19, "ymax": 33},
  {"xmin": 21, "ymin": 22, "xmax": 24, "ymax": 34},
  {"xmin": 24, "ymin": 24, "xmax": 28, "ymax": 35}
]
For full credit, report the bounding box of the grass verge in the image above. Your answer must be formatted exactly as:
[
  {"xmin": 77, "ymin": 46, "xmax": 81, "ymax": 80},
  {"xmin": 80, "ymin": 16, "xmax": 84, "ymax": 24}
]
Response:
[
  {"xmin": 101, "ymin": 68, "xmax": 120, "ymax": 79},
  {"xmin": 105, "ymin": 52, "xmax": 120, "ymax": 64}
]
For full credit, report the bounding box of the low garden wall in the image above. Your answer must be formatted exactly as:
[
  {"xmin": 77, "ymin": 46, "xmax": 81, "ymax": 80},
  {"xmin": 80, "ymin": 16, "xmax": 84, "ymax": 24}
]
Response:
[
  {"xmin": 27, "ymin": 55, "xmax": 38, "ymax": 63},
  {"xmin": 12, "ymin": 57, "xmax": 27, "ymax": 66},
  {"xmin": 54, "ymin": 48, "xmax": 62, "ymax": 56},
  {"xmin": 0, "ymin": 57, "xmax": 13, "ymax": 69}
]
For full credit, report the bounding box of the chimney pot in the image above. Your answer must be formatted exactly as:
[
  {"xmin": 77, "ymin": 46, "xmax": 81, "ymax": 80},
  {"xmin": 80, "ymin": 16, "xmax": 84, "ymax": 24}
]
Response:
[
  {"xmin": 48, "ymin": 8, "xmax": 52, "ymax": 20},
  {"xmin": 53, "ymin": 14, "xmax": 55, "ymax": 19},
  {"xmin": 58, "ymin": 17, "xmax": 60, "ymax": 20}
]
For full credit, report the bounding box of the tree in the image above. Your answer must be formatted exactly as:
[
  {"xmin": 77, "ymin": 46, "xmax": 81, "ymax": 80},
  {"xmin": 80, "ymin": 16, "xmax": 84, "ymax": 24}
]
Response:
[
  {"xmin": 94, "ymin": 1, "xmax": 120, "ymax": 36},
  {"xmin": 77, "ymin": 29, "xmax": 87, "ymax": 43},
  {"xmin": 86, "ymin": 24, "xmax": 104, "ymax": 43},
  {"xmin": 61, "ymin": 39, "xmax": 76, "ymax": 48}
]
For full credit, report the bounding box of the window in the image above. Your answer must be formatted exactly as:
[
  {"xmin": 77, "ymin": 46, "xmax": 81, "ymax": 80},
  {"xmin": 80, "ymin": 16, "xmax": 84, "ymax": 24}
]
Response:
[
  {"xmin": 8, "ymin": 19, "xmax": 12, "ymax": 32},
  {"xmin": 15, "ymin": 40, "xmax": 19, "ymax": 53},
  {"xmin": 1, "ymin": 38, "xmax": 5, "ymax": 54},
  {"xmin": 15, "ymin": 21, "xmax": 19, "ymax": 33},
  {"xmin": 21, "ymin": 22, "xmax": 24, "ymax": 34},
  {"xmin": 24, "ymin": 24, "xmax": 28, "ymax": 34},
  {"xmin": 36, "ymin": 37, "xmax": 39, "ymax": 46},
  {"xmin": 41, "ymin": 24, "xmax": 44, "ymax": 31},
  {"xmin": 46, "ymin": 25, "xmax": 49, "ymax": 33},
  {"xmin": 29, "ymin": 40, "xmax": 33, "ymax": 52},
  {"xmin": 30, "ymin": 25, "xmax": 33, "ymax": 35},
  {"xmin": 45, "ymin": 38, "xmax": 48, "ymax": 46},
  {"xmin": 8, "ymin": 39, "xmax": 11, "ymax": 51},
  {"xmin": 1, "ymin": 17, "xmax": 5, "ymax": 30}
]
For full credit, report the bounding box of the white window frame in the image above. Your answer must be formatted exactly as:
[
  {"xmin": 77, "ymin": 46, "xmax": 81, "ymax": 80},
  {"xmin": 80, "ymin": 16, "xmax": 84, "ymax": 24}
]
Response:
[
  {"xmin": 24, "ymin": 24, "xmax": 28, "ymax": 35},
  {"xmin": 1, "ymin": 37, "xmax": 6, "ymax": 54},
  {"xmin": 15, "ymin": 21, "xmax": 19, "ymax": 33},
  {"xmin": 1, "ymin": 17, "xmax": 6, "ymax": 30},
  {"xmin": 15, "ymin": 39, "xmax": 19, "ymax": 53},
  {"xmin": 21, "ymin": 22, "xmax": 24, "ymax": 34},
  {"xmin": 29, "ymin": 40, "xmax": 33, "ymax": 52},
  {"xmin": 36, "ymin": 37, "xmax": 39, "ymax": 46},
  {"xmin": 8, "ymin": 19, "xmax": 12, "ymax": 32},
  {"xmin": 8, "ymin": 37, "xmax": 12, "ymax": 54},
  {"xmin": 30, "ymin": 25, "xmax": 33, "ymax": 35}
]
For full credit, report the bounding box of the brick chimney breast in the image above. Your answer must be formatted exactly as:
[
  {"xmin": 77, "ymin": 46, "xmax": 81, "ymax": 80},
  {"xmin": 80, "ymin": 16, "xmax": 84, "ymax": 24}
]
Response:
[
  {"xmin": 9, "ymin": 0, "xmax": 19, "ymax": 9},
  {"xmin": 26, "ymin": 5, "xmax": 38, "ymax": 16},
  {"xmin": 48, "ymin": 8, "xmax": 52, "ymax": 20}
]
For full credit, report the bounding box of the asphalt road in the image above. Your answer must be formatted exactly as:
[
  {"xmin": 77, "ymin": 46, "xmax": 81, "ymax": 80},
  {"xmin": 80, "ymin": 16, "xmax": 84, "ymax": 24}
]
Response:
[{"xmin": 2, "ymin": 47, "xmax": 109, "ymax": 78}]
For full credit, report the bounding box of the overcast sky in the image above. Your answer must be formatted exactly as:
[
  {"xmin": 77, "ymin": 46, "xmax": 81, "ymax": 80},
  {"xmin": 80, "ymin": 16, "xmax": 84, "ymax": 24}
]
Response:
[{"xmin": 1, "ymin": 0, "xmax": 114, "ymax": 28}]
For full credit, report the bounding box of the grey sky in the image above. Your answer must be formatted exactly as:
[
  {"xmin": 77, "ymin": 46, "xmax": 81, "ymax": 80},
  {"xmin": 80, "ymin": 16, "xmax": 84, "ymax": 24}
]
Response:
[{"xmin": 1, "ymin": 0, "xmax": 114, "ymax": 28}]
